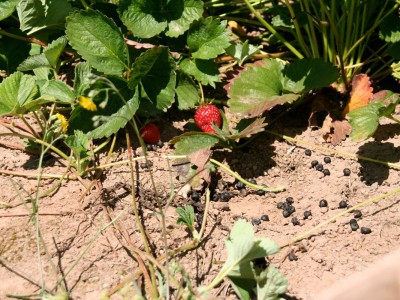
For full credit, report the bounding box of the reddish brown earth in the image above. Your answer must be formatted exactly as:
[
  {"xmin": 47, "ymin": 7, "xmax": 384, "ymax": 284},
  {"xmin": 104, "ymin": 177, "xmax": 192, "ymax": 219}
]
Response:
[{"xmin": 0, "ymin": 111, "xmax": 400, "ymax": 299}]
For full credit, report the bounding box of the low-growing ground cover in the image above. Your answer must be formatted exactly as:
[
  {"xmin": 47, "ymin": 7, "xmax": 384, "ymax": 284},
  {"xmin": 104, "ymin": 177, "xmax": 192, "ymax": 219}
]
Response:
[{"xmin": 1, "ymin": 108, "xmax": 399, "ymax": 299}]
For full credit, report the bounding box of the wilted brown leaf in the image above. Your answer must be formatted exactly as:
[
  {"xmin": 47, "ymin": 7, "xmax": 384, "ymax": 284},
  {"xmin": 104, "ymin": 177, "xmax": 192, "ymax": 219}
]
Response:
[
  {"xmin": 187, "ymin": 148, "xmax": 212, "ymax": 184},
  {"xmin": 342, "ymin": 74, "xmax": 373, "ymax": 116},
  {"xmin": 322, "ymin": 115, "xmax": 352, "ymax": 145}
]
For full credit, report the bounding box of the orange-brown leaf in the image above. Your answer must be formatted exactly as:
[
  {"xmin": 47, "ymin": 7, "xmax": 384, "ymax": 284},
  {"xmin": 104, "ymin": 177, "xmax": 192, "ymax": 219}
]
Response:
[{"xmin": 342, "ymin": 74, "xmax": 373, "ymax": 115}]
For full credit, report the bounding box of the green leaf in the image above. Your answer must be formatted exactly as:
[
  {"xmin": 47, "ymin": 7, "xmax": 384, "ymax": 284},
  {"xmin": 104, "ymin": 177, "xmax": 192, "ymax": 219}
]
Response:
[
  {"xmin": 18, "ymin": 36, "xmax": 68, "ymax": 71},
  {"xmin": 65, "ymin": 130, "xmax": 90, "ymax": 159},
  {"xmin": 38, "ymin": 80, "xmax": 75, "ymax": 104},
  {"xmin": 118, "ymin": 0, "xmax": 167, "ymax": 38},
  {"xmin": 43, "ymin": 36, "xmax": 68, "ymax": 68},
  {"xmin": 68, "ymin": 77, "xmax": 137, "ymax": 137},
  {"xmin": 257, "ymin": 266, "xmax": 288, "ymax": 300},
  {"xmin": 73, "ymin": 62, "xmax": 93, "ymax": 97},
  {"xmin": 0, "ymin": 71, "xmax": 22, "ymax": 115},
  {"xmin": 0, "ymin": 29, "xmax": 30, "ymax": 75},
  {"xmin": 33, "ymin": 67, "xmax": 50, "ymax": 80},
  {"xmin": 229, "ymin": 277, "xmax": 253, "ymax": 300},
  {"xmin": 224, "ymin": 220, "xmax": 255, "ymax": 267},
  {"xmin": 180, "ymin": 58, "xmax": 220, "ymax": 87},
  {"xmin": 171, "ymin": 132, "xmax": 220, "ymax": 155},
  {"xmin": 187, "ymin": 17, "xmax": 231, "ymax": 60},
  {"xmin": 219, "ymin": 220, "xmax": 286, "ymax": 300},
  {"xmin": 226, "ymin": 40, "xmax": 260, "ymax": 66},
  {"xmin": 282, "ymin": 58, "xmax": 339, "ymax": 93},
  {"xmin": 370, "ymin": 90, "xmax": 400, "ymax": 118},
  {"xmin": 230, "ymin": 118, "xmax": 268, "ymax": 140},
  {"xmin": 164, "ymin": 0, "xmax": 203, "ymax": 38},
  {"xmin": 0, "ymin": 0, "xmax": 20, "ymax": 21},
  {"xmin": 391, "ymin": 61, "xmax": 400, "ymax": 80},
  {"xmin": 128, "ymin": 47, "xmax": 176, "ymax": 115},
  {"xmin": 175, "ymin": 71, "xmax": 200, "ymax": 110},
  {"xmin": 176, "ymin": 205, "xmax": 195, "ymax": 228},
  {"xmin": 227, "ymin": 238, "xmax": 280, "ymax": 279},
  {"xmin": 347, "ymin": 103, "xmax": 383, "ymax": 142},
  {"xmin": 380, "ymin": 12, "xmax": 400, "ymax": 43},
  {"xmin": 17, "ymin": 0, "xmax": 72, "ymax": 35},
  {"xmin": 0, "ymin": 71, "xmax": 39, "ymax": 115},
  {"xmin": 89, "ymin": 91, "xmax": 139, "ymax": 139},
  {"xmin": 118, "ymin": 0, "xmax": 203, "ymax": 39},
  {"xmin": 17, "ymin": 54, "xmax": 51, "ymax": 71},
  {"xmin": 228, "ymin": 59, "xmax": 299, "ymax": 117},
  {"xmin": 66, "ymin": 9, "xmax": 129, "ymax": 76}
]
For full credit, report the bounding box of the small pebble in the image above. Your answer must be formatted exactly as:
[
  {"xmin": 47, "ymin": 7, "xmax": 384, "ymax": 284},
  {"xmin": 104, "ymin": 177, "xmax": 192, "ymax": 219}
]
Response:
[
  {"xmin": 304, "ymin": 149, "xmax": 312, "ymax": 156},
  {"xmin": 339, "ymin": 200, "xmax": 348, "ymax": 209},
  {"xmin": 353, "ymin": 210, "xmax": 362, "ymax": 218},
  {"xmin": 252, "ymin": 218, "xmax": 261, "ymax": 226},
  {"xmin": 349, "ymin": 219, "xmax": 359, "ymax": 231},
  {"xmin": 286, "ymin": 197, "xmax": 294, "ymax": 204},
  {"xmin": 311, "ymin": 160, "xmax": 319, "ymax": 168},
  {"xmin": 277, "ymin": 202, "xmax": 285, "ymax": 209},
  {"xmin": 211, "ymin": 193, "xmax": 219, "ymax": 201},
  {"xmin": 156, "ymin": 140, "xmax": 163, "ymax": 148},
  {"xmin": 304, "ymin": 210, "xmax": 312, "ymax": 219},
  {"xmin": 322, "ymin": 169, "xmax": 330, "ymax": 176},
  {"xmin": 288, "ymin": 252, "xmax": 298, "ymax": 261},
  {"xmin": 323, "ymin": 157, "xmax": 331, "ymax": 164},
  {"xmin": 236, "ymin": 181, "xmax": 245, "ymax": 190},
  {"xmin": 191, "ymin": 192, "xmax": 200, "ymax": 201},
  {"xmin": 248, "ymin": 178, "xmax": 257, "ymax": 185},
  {"xmin": 343, "ymin": 168, "xmax": 351, "ymax": 176},
  {"xmin": 219, "ymin": 192, "xmax": 231, "ymax": 202},
  {"xmin": 256, "ymin": 187, "xmax": 266, "ymax": 196},
  {"xmin": 319, "ymin": 199, "xmax": 328, "ymax": 207},
  {"xmin": 291, "ymin": 217, "xmax": 300, "ymax": 226},
  {"xmin": 283, "ymin": 210, "xmax": 291, "ymax": 218},
  {"xmin": 361, "ymin": 227, "xmax": 372, "ymax": 234},
  {"xmin": 260, "ymin": 215, "xmax": 269, "ymax": 221},
  {"xmin": 315, "ymin": 164, "xmax": 324, "ymax": 171}
]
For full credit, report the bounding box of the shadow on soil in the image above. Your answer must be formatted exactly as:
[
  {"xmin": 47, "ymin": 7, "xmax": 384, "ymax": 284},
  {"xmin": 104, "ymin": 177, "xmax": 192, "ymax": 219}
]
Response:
[{"xmin": 357, "ymin": 141, "xmax": 400, "ymax": 185}]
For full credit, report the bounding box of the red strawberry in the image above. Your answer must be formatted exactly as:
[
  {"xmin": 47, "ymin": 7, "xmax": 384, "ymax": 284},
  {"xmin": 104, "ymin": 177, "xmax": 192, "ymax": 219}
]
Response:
[
  {"xmin": 194, "ymin": 104, "xmax": 221, "ymax": 134},
  {"xmin": 140, "ymin": 123, "xmax": 160, "ymax": 144},
  {"xmin": 194, "ymin": 104, "xmax": 222, "ymax": 133}
]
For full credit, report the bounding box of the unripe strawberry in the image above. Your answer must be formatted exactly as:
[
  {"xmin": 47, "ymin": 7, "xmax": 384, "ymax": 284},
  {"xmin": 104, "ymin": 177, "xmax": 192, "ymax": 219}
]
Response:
[
  {"xmin": 140, "ymin": 123, "xmax": 160, "ymax": 144},
  {"xmin": 194, "ymin": 104, "xmax": 221, "ymax": 134}
]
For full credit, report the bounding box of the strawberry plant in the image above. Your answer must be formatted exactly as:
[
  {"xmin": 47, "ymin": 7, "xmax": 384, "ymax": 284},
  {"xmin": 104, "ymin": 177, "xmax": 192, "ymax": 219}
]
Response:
[
  {"xmin": 200, "ymin": 219, "xmax": 288, "ymax": 300},
  {"xmin": 0, "ymin": 0, "xmax": 238, "ymax": 173}
]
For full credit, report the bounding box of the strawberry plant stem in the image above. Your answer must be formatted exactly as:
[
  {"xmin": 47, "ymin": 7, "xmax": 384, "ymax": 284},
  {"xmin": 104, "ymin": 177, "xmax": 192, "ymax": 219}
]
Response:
[
  {"xmin": 0, "ymin": 29, "xmax": 47, "ymax": 47},
  {"xmin": 19, "ymin": 114, "xmax": 41, "ymax": 139},
  {"xmin": 210, "ymin": 158, "xmax": 286, "ymax": 192},
  {"xmin": 0, "ymin": 170, "xmax": 77, "ymax": 180},
  {"xmin": 0, "ymin": 133, "xmax": 69, "ymax": 161}
]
